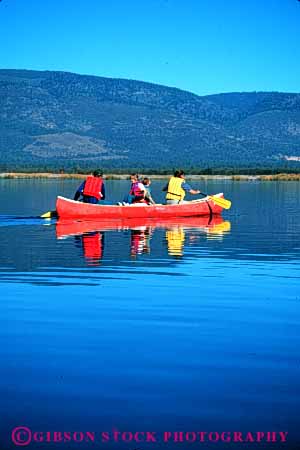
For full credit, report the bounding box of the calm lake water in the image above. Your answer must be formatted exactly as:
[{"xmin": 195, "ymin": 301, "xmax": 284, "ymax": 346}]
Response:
[{"xmin": 0, "ymin": 178, "xmax": 299, "ymax": 450}]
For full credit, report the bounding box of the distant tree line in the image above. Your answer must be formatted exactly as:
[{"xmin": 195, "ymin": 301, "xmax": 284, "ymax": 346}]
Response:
[{"xmin": 1, "ymin": 163, "xmax": 300, "ymax": 175}]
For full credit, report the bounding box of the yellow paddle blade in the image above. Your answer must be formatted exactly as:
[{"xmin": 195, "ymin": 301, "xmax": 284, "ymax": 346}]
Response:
[
  {"xmin": 40, "ymin": 211, "xmax": 52, "ymax": 218},
  {"xmin": 208, "ymin": 195, "xmax": 231, "ymax": 210}
]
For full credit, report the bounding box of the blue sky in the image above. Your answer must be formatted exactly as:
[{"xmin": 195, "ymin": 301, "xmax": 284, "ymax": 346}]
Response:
[{"xmin": 0, "ymin": 0, "xmax": 299, "ymax": 95}]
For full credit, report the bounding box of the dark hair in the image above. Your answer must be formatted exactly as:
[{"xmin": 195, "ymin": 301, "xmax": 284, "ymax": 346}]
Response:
[
  {"xmin": 93, "ymin": 169, "xmax": 103, "ymax": 177},
  {"xmin": 142, "ymin": 177, "xmax": 150, "ymax": 185},
  {"xmin": 174, "ymin": 169, "xmax": 185, "ymax": 177},
  {"xmin": 130, "ymin": 173, "xmax": 139, "ymax": 180}
]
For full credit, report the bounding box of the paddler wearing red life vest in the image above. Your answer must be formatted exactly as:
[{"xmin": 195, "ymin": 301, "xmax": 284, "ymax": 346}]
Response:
[
  {"xmin": 163, "ymin": 169, "xmax": 201, "ymax": 204},
  {"xmin": 74, "ymin": 170, "xmax": 105, "ymax": 204}
]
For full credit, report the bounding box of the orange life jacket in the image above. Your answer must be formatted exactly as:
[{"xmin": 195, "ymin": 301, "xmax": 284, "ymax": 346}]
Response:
[{"xmin": 83, "ymin": 176, "xmax": 103, "ymax": 200}]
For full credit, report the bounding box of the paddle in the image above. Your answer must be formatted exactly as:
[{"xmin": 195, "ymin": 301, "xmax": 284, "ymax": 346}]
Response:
[
  {"xmin": 199, "ymin": 192, "xmax": 231, "ymax": 210},
  {"xmin": 40, "ymin": 210, "xmax": 57, "ymax": 219}
]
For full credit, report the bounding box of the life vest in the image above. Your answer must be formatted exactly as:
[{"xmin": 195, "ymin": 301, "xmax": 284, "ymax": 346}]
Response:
[
  {"xmin": 166, "ymin": 176, "xmax": 185, "ymax": 201},
  {"xmin": 83, "ymin": 176, "xmax": 103, "ymax": 200},
  {"xmin": 130, "ymin": 181, "xmax": 145, "ymax": 201}
]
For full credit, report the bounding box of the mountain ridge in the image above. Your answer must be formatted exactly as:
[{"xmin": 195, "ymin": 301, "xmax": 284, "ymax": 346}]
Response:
[{"xmin": 1, "ymin": 69, "xmax": 300, "ymax": 171}]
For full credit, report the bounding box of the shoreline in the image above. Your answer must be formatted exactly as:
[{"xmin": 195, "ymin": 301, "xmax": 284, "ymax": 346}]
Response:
[{"xmin": 1, "ymin": 172, "xmax": 300, "ymax": 181}]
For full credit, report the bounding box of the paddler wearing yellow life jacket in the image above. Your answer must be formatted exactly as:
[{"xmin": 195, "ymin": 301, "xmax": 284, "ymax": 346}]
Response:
[
  {"xmin": 74, "ymin": 170, "xmax": 105, "ymax": 204},
  {"xmin": 163, "ymin": 169, "xmax": 201, "ymax": 204}
]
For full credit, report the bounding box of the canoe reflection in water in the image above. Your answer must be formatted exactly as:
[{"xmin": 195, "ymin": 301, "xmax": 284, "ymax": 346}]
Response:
[{"xmin": 56, "ymin": 216, "xmax": 231, "ymax": 263}]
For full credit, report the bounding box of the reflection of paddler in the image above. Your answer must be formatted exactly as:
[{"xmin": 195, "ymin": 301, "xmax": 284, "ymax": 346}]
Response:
[
  {"xmin": 166, "ymin": 227, "xmax": 185, "ymax": 257},
  {"xmin": 130, "ymin": 227, "xmax": 151, "ymax": 257},
  {"xmin": 82, "ymin": 232, "xmax": 104, "ymax": 263}
]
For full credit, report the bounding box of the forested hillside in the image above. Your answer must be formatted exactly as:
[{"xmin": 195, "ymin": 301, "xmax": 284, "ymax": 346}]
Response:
[{"xmin": 1, "ymin": 69, "xmax": 300, "ymax": 172}]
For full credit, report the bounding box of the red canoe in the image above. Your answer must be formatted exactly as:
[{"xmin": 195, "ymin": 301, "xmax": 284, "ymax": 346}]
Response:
[{"xmin": 56, "ymin": 194, "xmax": 224, "ymax": 219}]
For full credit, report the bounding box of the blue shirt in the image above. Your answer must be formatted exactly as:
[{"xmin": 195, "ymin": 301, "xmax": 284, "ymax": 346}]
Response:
[{"xmin": 181, "ymin": 182, "xmax": 192, "ymax": 192}]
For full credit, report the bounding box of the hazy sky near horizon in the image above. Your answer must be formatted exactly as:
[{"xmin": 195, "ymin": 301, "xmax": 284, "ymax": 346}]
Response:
[{"xmin": 1, "ymin": 0, "xmax": 299, "ymax": 96}]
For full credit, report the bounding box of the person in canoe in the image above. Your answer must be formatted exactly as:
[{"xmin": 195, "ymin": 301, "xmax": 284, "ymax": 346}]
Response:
[
  {"xmin": 142, "ymin": 177, "xmax": 156, "ymax": 205},
  {"xmin": 121, "ymin": 174, "xmax": 147, "ymax": 204},
  {"xmin": 74, "ymin": 170, "xmax": 105, "ymax": 204},
  {"xmin": 163, "ymin": 169, "xmax": 201, "ymax": 204}
]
